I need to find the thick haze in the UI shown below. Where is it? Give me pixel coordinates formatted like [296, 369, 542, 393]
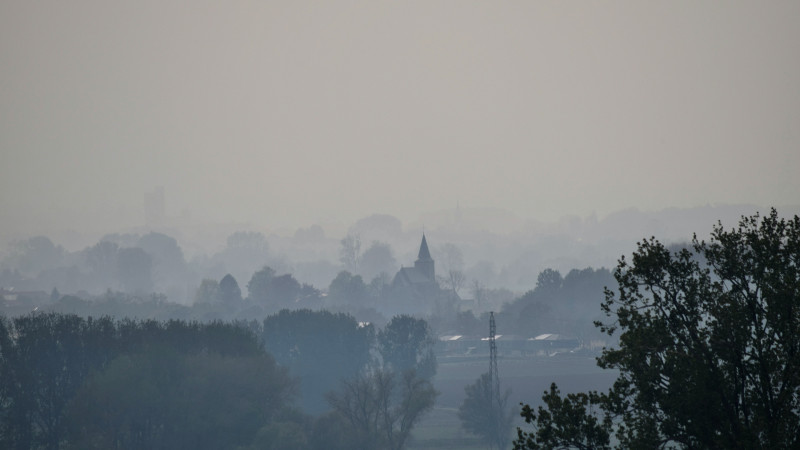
[2, 1, 799, 241]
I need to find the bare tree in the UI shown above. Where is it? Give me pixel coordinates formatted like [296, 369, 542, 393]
[327, 369, 437, 450]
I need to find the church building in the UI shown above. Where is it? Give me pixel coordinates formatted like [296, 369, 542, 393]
[392, 234, 439, 301]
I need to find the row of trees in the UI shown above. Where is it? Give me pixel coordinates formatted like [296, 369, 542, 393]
[0, 314, 289, 449]
[1, 233, 190, 298]
[498, 267, 615, 340]
[1, 228, 514, 316]
[515, 209, 800, 449]
[0, 310, 438, 449]
[0, 231, 282, 305]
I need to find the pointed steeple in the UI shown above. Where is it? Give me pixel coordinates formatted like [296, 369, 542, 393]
[418, 234, 432, 261]
[414, 234, 435, 281]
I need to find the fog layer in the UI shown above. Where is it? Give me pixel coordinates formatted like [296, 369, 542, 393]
[2, 1, 799, 240]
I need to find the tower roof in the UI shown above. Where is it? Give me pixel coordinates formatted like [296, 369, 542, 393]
[417, 234, 432, 261]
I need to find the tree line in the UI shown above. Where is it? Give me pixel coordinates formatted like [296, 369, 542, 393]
[0, 311, 438, 450]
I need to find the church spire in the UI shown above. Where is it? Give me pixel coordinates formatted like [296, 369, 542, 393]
[418, 234, 432, 261]
[415, 234, 435, 281]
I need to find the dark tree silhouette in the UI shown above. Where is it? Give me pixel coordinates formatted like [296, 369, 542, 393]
[515, 209, 800, 449]
[219, 273, 242, 304]
[377, 315, 436, 380]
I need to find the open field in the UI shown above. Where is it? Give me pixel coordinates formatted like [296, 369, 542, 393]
[408, 353, 618, 449]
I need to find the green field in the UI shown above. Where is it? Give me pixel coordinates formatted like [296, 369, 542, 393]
[407, 354, 618, 449]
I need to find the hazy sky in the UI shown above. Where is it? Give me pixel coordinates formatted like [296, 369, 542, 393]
[2, 1, 798, 237]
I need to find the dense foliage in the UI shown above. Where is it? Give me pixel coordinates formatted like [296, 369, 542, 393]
[261, 309, 375, 413]
[0, 309, 440, 449]
[515, 209, 800, 449]
[500, 267, 615, 339]
[378, 315, 437, 380]
[0, 314, 293, 450]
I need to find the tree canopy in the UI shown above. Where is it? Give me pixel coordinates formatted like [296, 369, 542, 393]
[261, 309, 375, 413]
[377, 315, 437, 380]
[0, 313, 293, 450]
[514, 209, 800, 449]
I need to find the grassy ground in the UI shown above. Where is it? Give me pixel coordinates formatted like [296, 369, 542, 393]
[407, 353, 618, 449]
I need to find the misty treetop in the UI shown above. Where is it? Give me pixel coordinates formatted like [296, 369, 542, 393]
[0, 230, 285, 307]
[4, 206, 794, 307]
[495, 266, 615, 341]
[377, 314, 437, 380]
[1, 219, 629, 328]
[2, 224, 627, 350]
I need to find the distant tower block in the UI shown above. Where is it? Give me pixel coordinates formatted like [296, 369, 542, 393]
[144, 186, 165, 226]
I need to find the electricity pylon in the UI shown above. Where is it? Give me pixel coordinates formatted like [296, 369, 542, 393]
[488, 311, 501, 449]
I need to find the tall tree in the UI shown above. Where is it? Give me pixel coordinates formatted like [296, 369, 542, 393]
[326, 369, 437, 450]
[6, 313, 96, 450]
[534, 268, 562, 298]
[327, 271, 369, 307]
[268, 274, 302, 306]
[218, 273, 242, 304]
[262, 310, 374, 413]
[377, 315, 436, 380]
[247, 266, 276, 303]
[247, 268, 304, 310]
[514, 209, 800, 449]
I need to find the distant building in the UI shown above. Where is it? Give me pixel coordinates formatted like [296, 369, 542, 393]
[392, 234, 437, 297]
[385, 234, 450, 316]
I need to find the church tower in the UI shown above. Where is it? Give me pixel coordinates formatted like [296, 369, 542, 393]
[414, 234, 435, 282]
